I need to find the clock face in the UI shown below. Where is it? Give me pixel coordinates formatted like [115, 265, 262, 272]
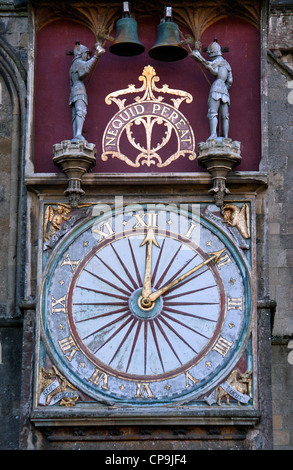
[41, 203, 252, 405]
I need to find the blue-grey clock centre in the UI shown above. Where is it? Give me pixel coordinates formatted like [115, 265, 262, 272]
[40, 203, 253, 407]
[129, 288, 164, 319]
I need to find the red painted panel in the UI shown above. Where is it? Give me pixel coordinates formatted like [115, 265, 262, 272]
[202, 18, 261, 171]
[34, 17, 261, 173]
[34, 21, 95, 172]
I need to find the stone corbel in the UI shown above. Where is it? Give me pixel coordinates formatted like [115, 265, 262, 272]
[53, 140, 96, 208]
[197, 138, 242, 207]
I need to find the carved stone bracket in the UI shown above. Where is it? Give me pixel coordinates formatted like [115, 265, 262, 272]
[53, 140, 96, 208]
[197, 138, 241, 207]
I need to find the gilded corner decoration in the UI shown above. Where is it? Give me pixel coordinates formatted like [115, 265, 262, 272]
[43, 202, 92, 250]
[39, 366, 80, 407]
[222, 203, 250, 240]
[101, 65, 196, 168]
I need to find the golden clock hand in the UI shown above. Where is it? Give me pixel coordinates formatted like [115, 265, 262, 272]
[148, 248, 226, 303]
[140, 227, 160, 308]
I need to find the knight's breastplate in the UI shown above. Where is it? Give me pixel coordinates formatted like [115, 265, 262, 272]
[70, 75, 87, 104]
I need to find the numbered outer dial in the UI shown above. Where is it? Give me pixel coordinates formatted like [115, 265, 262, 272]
[41, 205, 252, 405]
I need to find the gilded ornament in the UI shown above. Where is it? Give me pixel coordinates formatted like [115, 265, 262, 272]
[214, 369, 252, 406]
[43, 203, 73, 242]
[43, 202, 92, 248]
[222, 203, 251, 239]
[101, 65, 196, 168]
[39, 366, 79, 407]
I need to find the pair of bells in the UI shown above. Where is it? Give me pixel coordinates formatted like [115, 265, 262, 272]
[109, 5, 188, 62]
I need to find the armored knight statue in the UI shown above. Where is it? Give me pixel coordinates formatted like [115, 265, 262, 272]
[190, 39, 232, 140]
[69, 41, 105, 142]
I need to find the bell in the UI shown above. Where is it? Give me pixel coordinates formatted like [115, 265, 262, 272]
[149, 7, 188, 62]
[109, 2, 145, 56]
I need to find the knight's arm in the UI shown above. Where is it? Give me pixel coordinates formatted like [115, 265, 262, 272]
[190, 50, 217, 76]
[226, 67, 233, 89]
[79, 43, 105, 78]
[85, 50, 103, 73]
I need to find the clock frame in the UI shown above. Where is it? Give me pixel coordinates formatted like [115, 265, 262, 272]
[35, 200, 256, 415]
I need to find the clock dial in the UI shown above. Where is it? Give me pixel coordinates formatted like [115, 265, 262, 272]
[67, 229, 225, 381]
[41, 204, 252, 405]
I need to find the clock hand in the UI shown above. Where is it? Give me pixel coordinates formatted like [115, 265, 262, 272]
[140, 227, 160, 308]
[148, 248, 226, 303]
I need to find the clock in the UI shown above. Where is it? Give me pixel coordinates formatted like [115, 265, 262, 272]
[40, 202, 252, 406]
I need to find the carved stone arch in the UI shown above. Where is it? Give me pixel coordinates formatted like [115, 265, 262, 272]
[33, 3, 120, 41]
[170, 2, 261, 44]
[0, 35, 27, 317]
[32, 1, 261, 47]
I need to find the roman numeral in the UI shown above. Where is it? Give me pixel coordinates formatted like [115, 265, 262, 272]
[227, 297, 243, 311]
[51, 294, 67, 314]
[92, 222, 115, 241]
[58, 335, 78, 361]
[133, 212, 158, 229]
[216, 253, 232, 269]
[88, 368, 109, 390]
[61, 253, 80, 272]
[134, 382, 155, 398]
[184, 222, 197, 239]
[185, 370, 199, 388]
[213, 336, 233, 357]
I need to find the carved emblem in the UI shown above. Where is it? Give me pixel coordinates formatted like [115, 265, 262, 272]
[214, 369, 252, 406]
[204, 369, 252, 406]
[43, 203, 92, 251]
[222, 203, 250, 239]
[43, 203, 73, 242]
[38, 366, 79, 407]
[101, 65, 196, 168]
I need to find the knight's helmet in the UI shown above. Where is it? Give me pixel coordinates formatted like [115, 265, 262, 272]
[73, 41, 90, 58]
[207, 38, 222, 58]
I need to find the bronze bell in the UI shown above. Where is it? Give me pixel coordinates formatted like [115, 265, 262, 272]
[149, 7, 188, 62]
[109, 2, 145, 56]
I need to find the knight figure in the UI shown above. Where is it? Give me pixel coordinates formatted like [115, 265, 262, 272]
[69, 41, 105, 142]
[190, 39, 233, 140]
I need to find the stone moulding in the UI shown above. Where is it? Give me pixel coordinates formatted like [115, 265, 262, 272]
[30, 407, 261, 429]
[24, 172, 268, 193]
[53, 139, 96, 208]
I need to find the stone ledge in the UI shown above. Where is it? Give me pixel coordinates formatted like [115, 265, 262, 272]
[25, 171, 268, 188]
[31, 408, 261, 428]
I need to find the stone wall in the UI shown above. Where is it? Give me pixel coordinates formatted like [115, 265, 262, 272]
[0, 72, 13, 316]
[0, 1, 28, 450]
[268, 5, 293, 450]
[272, 344, 293, 449]
[0, 325, 22, 449]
